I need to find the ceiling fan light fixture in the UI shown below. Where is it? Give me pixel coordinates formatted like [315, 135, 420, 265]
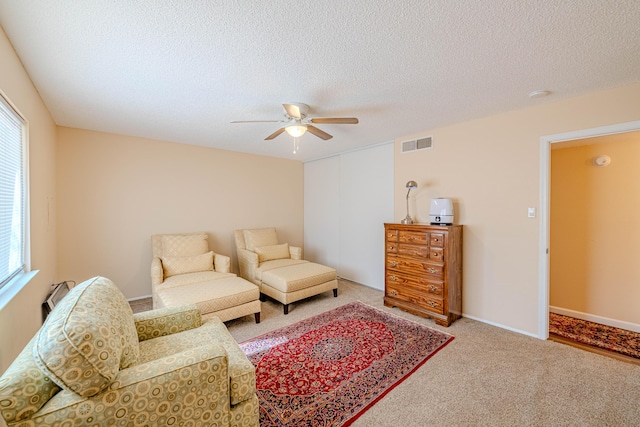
[285, 124, 307, 137]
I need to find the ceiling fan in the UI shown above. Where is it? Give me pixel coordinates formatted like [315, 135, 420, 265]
[231, 103, 359, 141]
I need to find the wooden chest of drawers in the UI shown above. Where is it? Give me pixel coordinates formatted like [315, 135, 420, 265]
[384, 223, 462, 327]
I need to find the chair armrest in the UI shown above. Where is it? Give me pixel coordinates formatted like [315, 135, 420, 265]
[214, 253, 231, 273]
[237, 248, 259, 281]
[151, 257, 164, 285]
[30, 345, 231, 425]
[134, 305, 202, 341]
[289, 246, 303, 260]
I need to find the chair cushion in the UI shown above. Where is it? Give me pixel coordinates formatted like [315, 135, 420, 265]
[138, 317, 256, 405]
[243, 228, 278, 251]
[159, 271, 237, 290]
[156, 277, 259, 316]
[261, 262, 337, 293]
[255, 259, 308, 282]
[33, 277, 140, 398]
[255, 243, 290, 262]
[162, 251, 214, 278]
[161, 233, 208, 257]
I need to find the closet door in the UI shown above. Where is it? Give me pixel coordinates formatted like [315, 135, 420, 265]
[304, 156, 340, 269]
[304, 143, 393, 290]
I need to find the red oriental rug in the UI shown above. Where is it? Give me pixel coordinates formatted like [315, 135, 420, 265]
[549, 313, 640, 359]
[239, 301, 453, 426]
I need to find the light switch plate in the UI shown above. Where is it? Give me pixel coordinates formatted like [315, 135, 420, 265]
[527, 207, 536, 218]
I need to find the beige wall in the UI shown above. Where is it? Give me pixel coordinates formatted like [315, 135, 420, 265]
[0, 21, 302, 375]
[2, 11, 640, 374]
[550, 133, 640, 325]
[56, 127, 303, 299]
[394, 83, 640, 335]
[0, 28, 58, 373]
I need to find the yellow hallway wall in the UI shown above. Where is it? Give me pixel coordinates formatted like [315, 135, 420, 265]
[550, 133, 640, 324]
[394, 83, 640, 336]
[56, 127, 303, 299]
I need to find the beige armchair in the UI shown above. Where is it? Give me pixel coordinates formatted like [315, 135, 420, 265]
[0, 276, 259, 427]
[151, 232, 261, 323]
[235, 228, 338, 314]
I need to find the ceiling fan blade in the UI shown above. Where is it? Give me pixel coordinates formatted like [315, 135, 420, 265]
[231, 120, 283, 123]
[306, 125, 333, 140]
[283, 103, 303, 119]
[265, 128, 286, 140]
[309, 117, 359, 124]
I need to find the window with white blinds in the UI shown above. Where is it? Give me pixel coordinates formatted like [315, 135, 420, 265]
[0, 93, 27, 290]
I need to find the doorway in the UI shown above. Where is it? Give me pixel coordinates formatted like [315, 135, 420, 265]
[539, 120, 640, 339]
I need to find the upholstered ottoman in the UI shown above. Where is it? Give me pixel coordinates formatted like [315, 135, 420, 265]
[260, 262, 338, 314]
[156, 276, 262, 323]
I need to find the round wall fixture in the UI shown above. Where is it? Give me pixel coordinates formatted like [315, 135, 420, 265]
[593, 155, 611, 167]
[528, 90, 550, 99]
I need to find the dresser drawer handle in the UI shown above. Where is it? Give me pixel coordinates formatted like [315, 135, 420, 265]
[428, 285, 438, 292]
[390, 275, 398, 281]
[427, 301, 440, 308]
[427, 267, 438, 274]
[390, 261, 398, 267]
[389, 290, 398, 296]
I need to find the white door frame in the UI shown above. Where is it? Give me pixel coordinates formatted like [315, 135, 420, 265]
[538, 120, 640, 339]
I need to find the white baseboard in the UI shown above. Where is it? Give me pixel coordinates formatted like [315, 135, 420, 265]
[550, 306, 640, 333]
[461, 313, 541, 339]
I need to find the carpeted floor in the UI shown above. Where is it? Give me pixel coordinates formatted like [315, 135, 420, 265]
[549, 313, 640, 360]
[128, 297, 152, 313]
[240, 301, 452, 426]
[130, 279, 640, 426]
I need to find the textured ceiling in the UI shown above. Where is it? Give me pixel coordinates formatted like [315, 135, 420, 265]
[1, 1, 639, 161]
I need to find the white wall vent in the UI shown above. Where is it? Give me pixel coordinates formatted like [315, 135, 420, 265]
[401, 136, 432, 153]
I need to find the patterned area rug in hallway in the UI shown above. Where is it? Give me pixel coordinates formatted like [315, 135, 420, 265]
[549, 313, 640, 359]
[239, 301, 453, 427]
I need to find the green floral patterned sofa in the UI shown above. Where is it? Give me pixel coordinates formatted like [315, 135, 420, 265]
[0, 276, 259, 427]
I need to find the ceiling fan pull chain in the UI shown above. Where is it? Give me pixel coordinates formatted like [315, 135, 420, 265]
[292, 137, 299, 154]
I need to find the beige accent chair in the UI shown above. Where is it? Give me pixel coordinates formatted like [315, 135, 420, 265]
[234, 227, 338, 314]
[0, 276, 259, 427]
[151, 232, 261, 323]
